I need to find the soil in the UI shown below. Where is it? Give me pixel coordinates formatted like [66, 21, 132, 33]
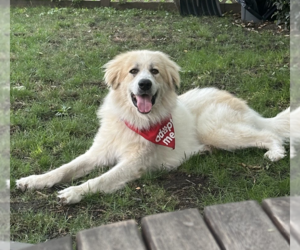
[161, 172, 209, 210]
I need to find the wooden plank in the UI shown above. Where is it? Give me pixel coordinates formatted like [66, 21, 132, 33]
[9, 0, 239, 13]
[141, 208, 220, 250]
[204, 200, 289, 250]
[22, 236, 72, 250]
[76, 220, 146, 250]
[262, 196, 290, 242]
[9, 0, 177, 11]
[10, 0, 103, 8]
[291, 196, 300, 246]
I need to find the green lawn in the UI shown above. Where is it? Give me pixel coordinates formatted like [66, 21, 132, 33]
[10, 7, 290, 244]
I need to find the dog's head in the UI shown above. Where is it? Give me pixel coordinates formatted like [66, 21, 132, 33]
[103, 50, 180, 116]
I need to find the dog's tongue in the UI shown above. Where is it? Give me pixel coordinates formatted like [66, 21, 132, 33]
[136, 95, 152, 113]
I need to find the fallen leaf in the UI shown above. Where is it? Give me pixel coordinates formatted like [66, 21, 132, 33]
[248, 165, 262, 170]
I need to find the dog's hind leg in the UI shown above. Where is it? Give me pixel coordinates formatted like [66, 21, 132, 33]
[16, 144, 111, 191]
[199, 124, 286, 162]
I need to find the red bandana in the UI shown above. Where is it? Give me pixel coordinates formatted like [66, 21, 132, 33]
[124, 116, 175, 149]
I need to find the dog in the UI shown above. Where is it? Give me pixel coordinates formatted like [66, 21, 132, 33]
[291, 107, 300, 158]
[16, 50, 290, 204]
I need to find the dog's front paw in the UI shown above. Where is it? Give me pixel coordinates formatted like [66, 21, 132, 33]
[264, 150, 286, 162]
[16, 175, 47, 191]
[58, 186, 83, 205]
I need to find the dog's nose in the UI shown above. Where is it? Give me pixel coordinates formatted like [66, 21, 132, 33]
[138, 79, 152, 91]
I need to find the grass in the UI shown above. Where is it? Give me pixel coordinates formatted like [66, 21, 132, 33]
[10, 7, 290, 244]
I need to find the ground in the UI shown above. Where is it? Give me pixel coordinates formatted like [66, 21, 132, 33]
[11, 171, 208, 225]
[232, 13, 289, 35]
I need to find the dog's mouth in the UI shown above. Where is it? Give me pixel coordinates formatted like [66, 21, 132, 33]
[131, 92, 158, 114]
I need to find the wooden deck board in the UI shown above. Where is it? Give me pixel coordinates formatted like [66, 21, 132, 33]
[204, 200, 289, 250]
[22, 236, 72, 250]
[10, 197, 299, 249]
[76, 219, 146, 250]
[141, 208, 220, 250]
[262, 196, 290, 242]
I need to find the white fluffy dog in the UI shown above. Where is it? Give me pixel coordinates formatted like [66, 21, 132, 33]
[291, 107, 300, 158]
[16, 50, 290, 204]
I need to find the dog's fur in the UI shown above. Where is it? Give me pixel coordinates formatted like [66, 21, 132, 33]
[16, 50, 290, 204]
[291, 107, 300, 158]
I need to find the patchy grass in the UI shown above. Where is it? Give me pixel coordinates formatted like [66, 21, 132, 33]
[10, 7, 289, 244]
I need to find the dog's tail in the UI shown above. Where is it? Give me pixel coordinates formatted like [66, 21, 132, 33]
[265, 107, 290, 141]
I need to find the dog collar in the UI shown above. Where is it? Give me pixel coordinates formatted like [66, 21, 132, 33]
[124, 116, 175, 149]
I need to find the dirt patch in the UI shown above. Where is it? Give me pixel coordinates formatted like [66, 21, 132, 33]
[164, 172, 208, 210]
[162, 172, 206, 191]
[150, 171, 209, 210]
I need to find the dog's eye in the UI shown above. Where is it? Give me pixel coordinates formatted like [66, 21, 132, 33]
[150, 69, 159, 75]
[129, 69, 139, 75]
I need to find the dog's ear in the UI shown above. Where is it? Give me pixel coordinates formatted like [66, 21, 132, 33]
[167, 61, 181, 89]
[158, 52, 181, 89]
[103, 55, 124, 90]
